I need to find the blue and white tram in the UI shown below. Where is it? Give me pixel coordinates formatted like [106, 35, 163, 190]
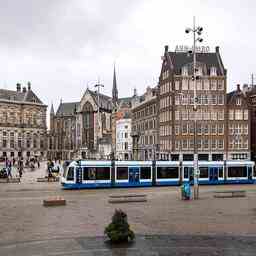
[182, 161, 224, 185]
[156, 161, 180, 186]
[61, 160, 112, 189]
[61, 159, 256, 189]
[115, 161, 152, 187]
[226, 160, 255, 184]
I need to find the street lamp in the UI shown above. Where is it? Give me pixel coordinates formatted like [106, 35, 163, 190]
[94, 82, 104, 158]
[185, 16, 204, 200]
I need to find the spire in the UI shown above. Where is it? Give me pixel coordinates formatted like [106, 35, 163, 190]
[112, 64, 118, 105]
[50, 102, 54, 115]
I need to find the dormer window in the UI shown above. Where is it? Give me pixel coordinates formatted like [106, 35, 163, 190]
[197, 66, 203, 76]
[182, 66, 188, 76]
[236, 97, 241, 106]
[210, 66, 217, 76]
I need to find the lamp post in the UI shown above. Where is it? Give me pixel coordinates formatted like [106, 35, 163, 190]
[185, 16, 204, 200]
[94, 83, 104, 158]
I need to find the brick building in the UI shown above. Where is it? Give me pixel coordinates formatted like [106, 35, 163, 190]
[0, 83, 47, 159]
[158, 45, 227, 161]
[226, 84, 250, 160]
[131, 86, 159, 160]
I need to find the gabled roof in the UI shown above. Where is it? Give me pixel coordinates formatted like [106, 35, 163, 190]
[87, 89, 112, 111]
[165, 47, 226, 76]
[0, 88, 44, 104]
[56, 102, 79, 116]
[227, 86, 248, 106]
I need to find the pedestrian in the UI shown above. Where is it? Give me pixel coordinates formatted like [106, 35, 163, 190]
[18, 159, 23, 178]
[6, 159, 12, 178]
[37, 160, 40, 169]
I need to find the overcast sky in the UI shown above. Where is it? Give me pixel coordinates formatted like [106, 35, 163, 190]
[0, 0, 255, 116]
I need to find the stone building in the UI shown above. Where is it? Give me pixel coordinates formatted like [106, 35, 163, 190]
[131, 86, 159, 160]
[116, 118, 133, 160]
[243, 83, 256, 161]
[48, 101, 77, 160]
[226, 84, 250, 160]
[158, 45, 227, 161]
[48, 88, 112, 160]
[0, 83, 47, 159]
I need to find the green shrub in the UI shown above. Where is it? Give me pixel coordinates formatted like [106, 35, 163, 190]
[105, 209, 135, 243]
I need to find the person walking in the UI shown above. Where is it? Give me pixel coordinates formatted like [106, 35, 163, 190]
[6, 159, 12, 179]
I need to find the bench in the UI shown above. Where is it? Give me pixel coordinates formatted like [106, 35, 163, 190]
[37, 177, 60, 182]
[214, 190, 246, 198]
[43, 197, 66, 206]
[108, 194, 147, 203]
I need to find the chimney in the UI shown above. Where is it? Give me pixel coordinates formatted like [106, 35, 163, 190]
[16, 83, 21, 92]
[164, 45, 169, 53]
[22, 87, 27, 93]
[215, 46, 220, 53]
[237, 84, 241, 91]
[27, 81, 31, 91]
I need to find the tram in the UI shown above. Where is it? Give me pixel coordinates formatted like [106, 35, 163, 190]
[61, 160, 256, 189]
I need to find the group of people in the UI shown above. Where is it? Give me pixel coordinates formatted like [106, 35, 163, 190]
[2, 157, 41, 178]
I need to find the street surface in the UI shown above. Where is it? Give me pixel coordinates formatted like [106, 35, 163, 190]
[0, 162, 256, 255]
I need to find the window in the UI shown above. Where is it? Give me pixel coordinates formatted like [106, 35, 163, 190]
[204, 79, 210, 90]
[218, 80, 224, 90]
[182, 79, 188, 90]
[182, 139, 188, 149]
[175, 110, 179, 120]
[218, 124, 224, 134]
[228, 166, 247, 178]
[182, 124, 188, 134]
[218, 139, 224, 149]
[182, 66, 188, 76]
[211, 124, 217, 134]
[67, 167, 74, 181]
[211, 111, 217, 120]
[175, 80, 180, 90]
[157, 166, 179, 179]
[196, 80, 202, 90]
[199, 167, 209, 178]
[210, 67, 217, 76]
[203, 139, 209, 149]
[211, 80, 217, 90]
[244, 124, 248, 135]
[175, 140, 180, 150]
[236, 98, 241, 105]
[244, 110, 248, 120]
[218, 110, 224, 120]
[140, 167, 151, 179]
[211, 95, 217, 105]
[235, 110, 243, 120]
[218, 95, 224, 105]
[117, 167, 128, 180]
[212, 139, 217, 150]
[229, 110, 234, 120]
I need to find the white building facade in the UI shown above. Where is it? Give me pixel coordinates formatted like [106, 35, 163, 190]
[116, 119, 132, 160]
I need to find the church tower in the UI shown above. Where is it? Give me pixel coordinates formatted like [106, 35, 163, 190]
[112, 65, 118, 107]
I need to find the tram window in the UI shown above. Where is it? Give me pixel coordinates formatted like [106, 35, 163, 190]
[96, 167, 110, 180]
[157, 166, 179, 179]
[199, 167, 208, 178]
[117, 167, 128, 180]
[83, 167, 96, 180]
[67, 167, 74, 181]
[140, 167, 151, 179]
[218, 167, 223, 178]
[184, 167, 189, 178]
[228, 166, 247, 177]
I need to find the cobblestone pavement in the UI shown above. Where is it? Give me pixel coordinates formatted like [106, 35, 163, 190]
[0, 162, 256, 255]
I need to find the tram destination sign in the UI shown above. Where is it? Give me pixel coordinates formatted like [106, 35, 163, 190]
[175, 45, 210, 53]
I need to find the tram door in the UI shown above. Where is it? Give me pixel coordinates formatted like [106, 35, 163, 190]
[76, 167, 82, 184]
[129, 167, 140, 185]
[209, 167, 218, 182]
[248, 166, 253, 180]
